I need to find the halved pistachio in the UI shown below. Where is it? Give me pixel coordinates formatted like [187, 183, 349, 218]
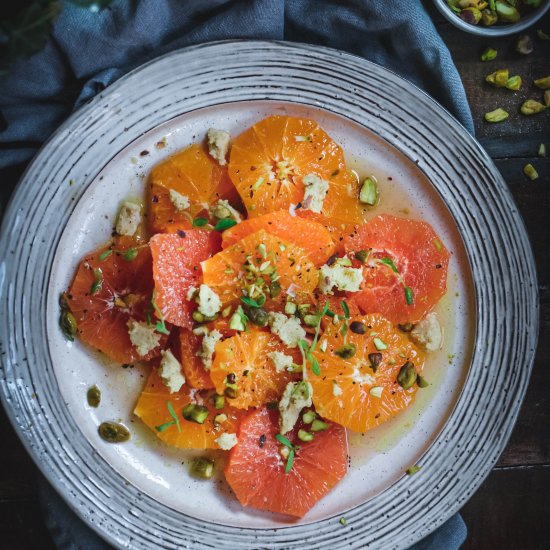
[397, 362, 417, 390]
[212, 393, 225, 410]
[520, 99, 546, 115]
[481, 9, 498, 26]
[87, 385, 101, 408]
[417, 375, 430, 388]
[485, 108, 509, 122]
[505, 75, 522, 91]
[523, 163, 539, 181]
[516, 35, 533, 55]
[495, 0, 520, 23]
[481, 47, 497, 61]
[60, 309, 77, 341]
[368, 352, 382, 372]
[359, 177, 378, 206]
[459, 7, 482, 24]
[486, 69, 509, 87]
[302, 410, 316, 424]
[98, 422, 131, 443]
[534, 76, 550, 90]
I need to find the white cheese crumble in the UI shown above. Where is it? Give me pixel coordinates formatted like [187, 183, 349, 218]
[197, 284, 221, 317]
[127, 319, 161, 356]
[268, 312, 306, 348]
[411, 312, 443, 351]
[279, 381, 313, 434]
[211, 199, 242, 222]
[207, 128, 230, 166]
[215, 432, 238, 450]
[196, 329, 222, 370]
[168, 189, 190, 211]
[115, 202, 141, 237]
[332, 380, 343, 397]
[268, 351, 294, 373]
[187, 285, 198, 301]
[302, 173, 329, 214]
[159, 350, 185, 393]
[318, 263, 363, 294]
[352, 367, 375, 386]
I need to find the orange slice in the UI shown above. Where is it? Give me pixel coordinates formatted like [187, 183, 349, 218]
[178, 328, 214, 390]
[310, 313, 426, 433]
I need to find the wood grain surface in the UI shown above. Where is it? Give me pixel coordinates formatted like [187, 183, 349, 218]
[0, 4, 548, 548]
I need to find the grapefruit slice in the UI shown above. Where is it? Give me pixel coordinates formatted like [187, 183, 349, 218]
[209, 330, 299, 409]
[147, 144, 239, 233]
[344, 214, 450, 324]
[178, 328, 214, 390]
[149, 230, 221, 328]
[134, 366, 243, 449]
[201, 229, 319, 308]
[225, 407, 348, 518]
[221, 209, 335, 266]
[66, 244, 167, 364]
[310, 313, 426, 433]
[228, 115, 366, 223]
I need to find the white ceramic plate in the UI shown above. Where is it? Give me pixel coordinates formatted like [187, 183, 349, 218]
[0, 41, 538, 549]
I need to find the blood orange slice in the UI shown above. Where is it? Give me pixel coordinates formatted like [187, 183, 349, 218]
[344, 214, 450, 324]
[149, 230, 221, 328]
[66, 244, 167, 364]
[178, 328, 214, 390]
[134, 366, 243, 449]
[225, 407, 348, 518]
[311, 313, 426, 433]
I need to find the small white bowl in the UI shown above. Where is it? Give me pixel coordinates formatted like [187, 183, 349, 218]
[432, 0, 550, 36]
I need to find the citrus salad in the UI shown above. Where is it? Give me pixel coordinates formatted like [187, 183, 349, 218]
[61, 115, 450, 519]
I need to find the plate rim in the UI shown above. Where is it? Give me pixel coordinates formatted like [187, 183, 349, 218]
[0, 39, 539, 549]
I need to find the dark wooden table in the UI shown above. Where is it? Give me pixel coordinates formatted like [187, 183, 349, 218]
[0, 5, 549, 549]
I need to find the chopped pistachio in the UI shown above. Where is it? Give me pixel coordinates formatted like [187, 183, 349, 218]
[359, 176, 378, 205]
[505, 75, 522, 91]
[182, 403, 209, 424]
[417, 375, 430, 388]
[349, 321, 366, 334]
[87, 385, 101, 408]
[339, 517, 347, 526]
[520, 99, 546, 115]
[297, 429, 314, 442]
[98, 422, 131, 443]
[406, 465, 421, 476]
[224, 386, 238, 399]
[538, 144, 546, 158]
[212, 393, 225, 410]
[495, 0, 520, 23]
[545, 90, 550, 108]
[213, 413, 227, 426]
[302, 410, 317, 424]
[459, 7, 482, 24]
[523, 163, 539, 181]
[481, 9, 498, 26]
[373, 337, 388, 351]
[354, 249, 368, 263]
[190, 457, 215, 479]
[60, 309, 77, 341]
[484, 108, 509, 122]
[368, 352, 382, 372]
[515, 34, 533, 55]
[534, 76, 550, 90]
[311, 419, 329, 432]
[397, 362, 417, 390]
[486, 69, 509, 87]
[369, 386, 383, 398]
[284, 302, 297, 315]
[334, 343, 356, 359]
[537, 29, 550, 41]
[247, 307, 269, 327]
[480, 47, 497, 62]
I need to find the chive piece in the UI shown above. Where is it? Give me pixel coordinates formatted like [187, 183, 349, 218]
[98, 249, 113, 261]
[302, 410, 316, 424]
[182, 403, 209, 424]
[275, 433, 294, 449]
[340, 517, 347, 526]
[123, 248, 138, 261]
[341, 300, 350, 319]
[373, 337, 388, 351]
[192, 217, 208, 227]
[404, 286, 414, 305]
[378, 257, 399, 273]
[359, 176, 378, 205]
[212, 394, 225, 410]
[215, 218, 237, 231]
[155, 420, 176, 432]
[90, 268, 103, 295]
[241, 296, 260, 308]
[406, 465, 421, 476]
[155, 320, 170, 335]
[311, 356, 321, 376]
[311, 419, 329, 432]
[167, 401, 181, 433]
[297, 429, 314, 442]
[190, 457, 215, 480]
[151, 290, 169, 334]
[285, 448, 295, 474]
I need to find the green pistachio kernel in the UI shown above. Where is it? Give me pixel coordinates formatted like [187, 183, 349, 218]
[534, 76, 550, 90]
[515, 34, 533, 55]
[302, 410, 317, 424]
[247, 307, 269, 327]
[523, 163, 539, 181]
[484, 108, 509, 122]
[212, 393, 225, 410]
[310, 419, 329, 432]
[359, 176, 378, 206]
[417, 375, 430, 388]
[495, 0, 520, 23]
[190, 457, 215, 479]
[538, 144, 546, 158]
[397, 361, 417, 390]
[334, 343, 356, 359]
[505, 75, 522, 91]
[520, 99, 546, 115]
[480, 47, 497, 62]
[354, 249, 369, 263]
[297, 429, 314, 442]
[87, 385, 101, 408]
[60, 309, 77, 341]
[486, 69, 509, 87]
[182, 403, 209, 424]
[98, 422, 131, 443]
[481, 9, 498, 26]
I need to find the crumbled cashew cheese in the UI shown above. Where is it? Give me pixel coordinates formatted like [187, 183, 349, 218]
[332, 380, 343, 397]
[268, 351, 294, 373]
[302, 173, 329, 214]
[411, 312, 443, 351]
[207, 128, 230, 166]
[187, 285, 198, 301]
[268, 312, 306, 348]
[215, 432, 238, 450]
[197, 284, 221, 317]
[318, 263, 363, 294]
[197, 329, 222, 370]
[127, 319, 161, 356]
[159, 350, 185, 393]
[168, 189, 190, 211]
[116, 202, 141, 237]
[352, 367, 375, 386]
[278, 381, 313, 434]
[211, 199, 242, 222]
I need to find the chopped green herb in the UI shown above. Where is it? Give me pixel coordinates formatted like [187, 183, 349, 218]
[123, 247, 138, 261]
[285, 448, 295, 473]
[151, 290, 170, 335]
[98, 249, 113, 261]
[192, 217, 208, 227]
[275, 433, 294, 449]
[378, 257, 399, 273]
[241, 296, 260, 308]
[311, 356, 320, 376]
[155, 420, 176, 432]
[404, 286, 414, 305]
[215, 218, 237, 231]
[341, 300, 350, 319]
[167, 401, 181, 433]
[90, 268, 103, 295]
